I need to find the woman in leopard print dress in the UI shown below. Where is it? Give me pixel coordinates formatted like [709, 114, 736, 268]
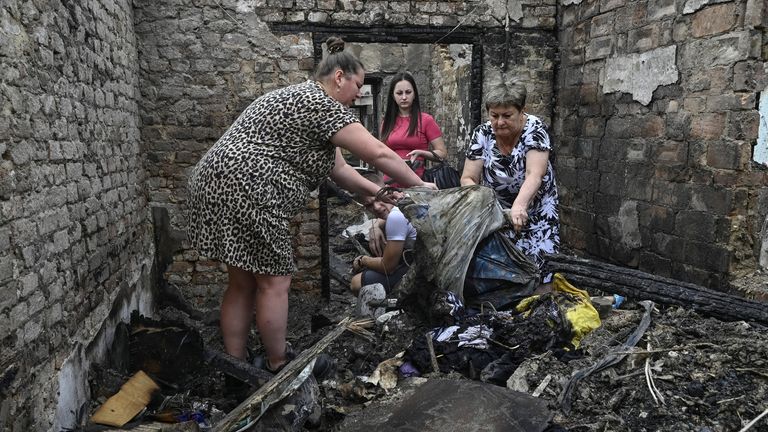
[187, 37, 436, 371]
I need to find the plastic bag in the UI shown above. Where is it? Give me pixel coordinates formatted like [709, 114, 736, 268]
[395, 186, 539, 306]
[516, 273, 601, 349]
[463, 230, 540, 309]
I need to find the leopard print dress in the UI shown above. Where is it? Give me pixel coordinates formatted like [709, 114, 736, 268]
[187, 80, 358, 275]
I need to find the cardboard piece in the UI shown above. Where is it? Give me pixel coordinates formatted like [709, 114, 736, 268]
[90, 370, 160, 427]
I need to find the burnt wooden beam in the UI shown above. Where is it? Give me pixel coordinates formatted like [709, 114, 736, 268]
[547, 254, 768, 325]
[274, 24, 500, 44]
[204, 349, 273, 387]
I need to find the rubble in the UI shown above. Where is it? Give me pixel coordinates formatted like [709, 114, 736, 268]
[81, 197, 768, 431]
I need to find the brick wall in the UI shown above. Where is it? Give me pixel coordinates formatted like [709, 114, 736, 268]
[249, 0, 556, 29]
[0, 0, 155, 429]
[6, 0, 766, 426]
[138, 0, 558, 306]
[555, 0, 767, 289]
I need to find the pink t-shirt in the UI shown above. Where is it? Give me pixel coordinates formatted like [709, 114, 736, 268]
[383, 112, 442, 184]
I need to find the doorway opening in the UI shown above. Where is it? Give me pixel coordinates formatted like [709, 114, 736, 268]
[273, 25, 486, 297]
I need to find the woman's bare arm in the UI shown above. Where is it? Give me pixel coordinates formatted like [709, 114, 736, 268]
[361, 239, 405, 274]
[508, 149, 549, 232]
[460, 158, 483, 186]
[329, 148, 380, 197]
[406, 137, 447, 162]
[332, 123, 435, 188]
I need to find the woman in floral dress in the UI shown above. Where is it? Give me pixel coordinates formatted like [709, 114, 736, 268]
[460, 81, 560, 283]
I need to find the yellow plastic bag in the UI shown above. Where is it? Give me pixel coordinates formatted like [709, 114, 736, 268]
[516, 273, 601, 349]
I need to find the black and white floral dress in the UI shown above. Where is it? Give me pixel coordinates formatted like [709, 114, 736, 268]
[465, 114, 560, 277]
[187, 81, 358, 275]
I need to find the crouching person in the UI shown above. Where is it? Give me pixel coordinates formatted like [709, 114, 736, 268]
[350, 186, 416, 295]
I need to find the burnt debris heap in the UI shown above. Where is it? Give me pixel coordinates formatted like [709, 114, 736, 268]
[1, 0, 767, 429]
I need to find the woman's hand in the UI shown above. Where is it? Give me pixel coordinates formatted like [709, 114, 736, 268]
[504, 149, 548, 232]
[376, 187, 404, 204]
[421, 181, 438, 190]
[405, 150, 428, 163]
[368, 224, 386, 257]
[331, 123, 424, 188]
[504, 203, 529, 233]
[352, 255, 366, 273]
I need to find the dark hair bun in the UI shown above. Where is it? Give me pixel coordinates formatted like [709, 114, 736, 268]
[326, 36, 345, 54]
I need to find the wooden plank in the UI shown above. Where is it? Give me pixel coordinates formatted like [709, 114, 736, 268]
[347, 233, 370, 256]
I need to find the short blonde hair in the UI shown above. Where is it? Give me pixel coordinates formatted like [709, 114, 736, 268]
[484, 81, 527, 111]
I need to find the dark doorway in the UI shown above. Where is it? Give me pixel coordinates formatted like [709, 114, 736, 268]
[272, 25, 486, 298]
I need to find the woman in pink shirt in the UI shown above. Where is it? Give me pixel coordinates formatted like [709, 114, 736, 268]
[380, 72, 447, 187]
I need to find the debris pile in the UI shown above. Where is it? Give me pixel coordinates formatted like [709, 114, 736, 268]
[81, 195, 768, 431]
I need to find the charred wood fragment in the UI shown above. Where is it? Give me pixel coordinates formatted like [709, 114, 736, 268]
[330, 253, 351, 285]
[128, 313, 206, 387]
[547, 254, 768, 325]
[159, 281, 204, 320]
[203, 349, 273, 388]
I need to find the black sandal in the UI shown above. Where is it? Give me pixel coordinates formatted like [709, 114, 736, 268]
[257, 343, 335, 379]
[265, 358, 288, 374]
[257, 342, 295, 373]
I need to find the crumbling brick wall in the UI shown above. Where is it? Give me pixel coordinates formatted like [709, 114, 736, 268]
[7, 0, 766, 427]
[1, 0, 554, 423]
[554, 0, 767, 289]
[0, 0, 155, 429]
[138, 0, 558, 306]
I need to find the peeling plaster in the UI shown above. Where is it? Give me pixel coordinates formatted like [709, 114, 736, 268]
[601, 45, 678, 106]
[761, 215, 768, 269]
[610, 201, 642, 249]
[486, 0, 506, 20]
[508, 0, 523, 22]
[53, 261, 155, 431]
[754, 89, 768, 165]
[449, 44, 472, 68]
[683, 0, 732, 14]
[235, 0, 255, 13]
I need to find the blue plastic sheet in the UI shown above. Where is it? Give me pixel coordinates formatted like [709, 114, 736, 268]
[464, 230, 539, 306]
